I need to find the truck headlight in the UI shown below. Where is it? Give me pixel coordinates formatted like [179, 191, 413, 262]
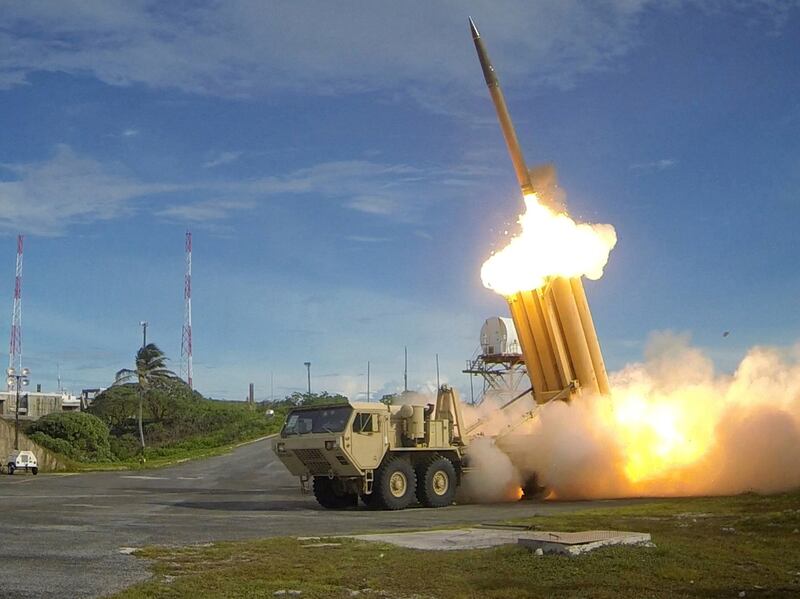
[325, 440, 338, 450]
[276, 443, 286, 453]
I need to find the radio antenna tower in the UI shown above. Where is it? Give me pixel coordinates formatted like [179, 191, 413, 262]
[180, 231, 193, 389]
[8, 235, 23, 389]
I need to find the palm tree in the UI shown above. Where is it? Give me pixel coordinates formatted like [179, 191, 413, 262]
[114, 343, 178, 457]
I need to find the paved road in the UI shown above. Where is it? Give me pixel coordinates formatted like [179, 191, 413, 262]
[0, 438, 635, 598]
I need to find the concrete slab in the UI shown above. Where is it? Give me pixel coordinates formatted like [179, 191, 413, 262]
[348, 528, 530, 550]
[347, 527, 652, 555]
[517, 530, 652, 556]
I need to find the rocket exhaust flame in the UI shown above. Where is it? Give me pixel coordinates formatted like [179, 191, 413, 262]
[481, 193, 617, 296]
[463, 335, 800, 500]
[505, 335, 800, 499]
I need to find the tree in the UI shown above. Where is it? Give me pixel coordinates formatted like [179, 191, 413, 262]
[113, 343, 178, 456]
[145, 378, 194, 424]
[89, 384, 139, 431]
[285, 391, 349, 406]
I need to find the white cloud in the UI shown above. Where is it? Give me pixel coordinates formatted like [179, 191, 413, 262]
[156, 199, 255, 223]
[345, 196, 399, 216]
[630, 158, 678, 171]
[344, 235, 390, 243]
[122, 128, 139, 137]
[0, 147, 483, 235]
[3, 2, 792, 103]
[0, 145, 180, 235]
[203, 151, 242, 168]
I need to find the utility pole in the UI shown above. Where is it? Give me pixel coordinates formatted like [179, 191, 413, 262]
[8, 235, 23, 391]
[469, 372, 475, 405]
[140, 321, 148, 349]
[404, 346, 408, 392]
[181, 230, 193, 389]
[304, 362, 311, 396]
[435, 353, 440, 390]
[366, 361, 370, 402]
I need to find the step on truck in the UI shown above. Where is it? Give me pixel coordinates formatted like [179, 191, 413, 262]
[272, 386, 469, 510]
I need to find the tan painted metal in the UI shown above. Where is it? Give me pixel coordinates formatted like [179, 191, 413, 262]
[507, 278, 607, 400]
[550, 277, 600, 396]
[571, 277, 611, 395]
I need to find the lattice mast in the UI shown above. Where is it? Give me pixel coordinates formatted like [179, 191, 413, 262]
[8, 235, 23, 389]
[180, 231, 193, 389]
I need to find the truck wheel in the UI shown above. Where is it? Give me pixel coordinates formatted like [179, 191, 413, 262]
[31, 467, 38, 475]
[374, 456, 416, 510]
[416, 456, 457, 508]
[312, 477, 357, 509]
[7, 463, 15, 475]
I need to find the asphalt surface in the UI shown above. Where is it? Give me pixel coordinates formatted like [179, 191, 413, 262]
[0, 438, 635, 598]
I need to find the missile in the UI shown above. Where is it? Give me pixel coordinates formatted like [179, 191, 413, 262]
[469, 17, 535, 197]
[469, 17, 611, 398]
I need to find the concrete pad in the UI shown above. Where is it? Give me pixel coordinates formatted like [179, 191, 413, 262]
[347, 527, 652, 554]
[348, 528, 532, 550]
[517, 530, 652, 556]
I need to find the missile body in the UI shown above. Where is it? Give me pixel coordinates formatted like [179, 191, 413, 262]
[469, 17, 534, 197]
[469, 17, 610, 399]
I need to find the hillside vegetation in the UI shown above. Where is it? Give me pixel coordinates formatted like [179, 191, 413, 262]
[26, 378, 288, 468]
[25, 378, 351, 469]
[25, 341, 349, 469]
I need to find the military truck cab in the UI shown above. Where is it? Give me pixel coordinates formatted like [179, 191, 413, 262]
[272, 387, 468, 510]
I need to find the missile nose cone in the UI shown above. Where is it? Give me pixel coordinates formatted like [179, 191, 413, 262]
[469, 17, 498, 88]
[469, 16, 480, 39]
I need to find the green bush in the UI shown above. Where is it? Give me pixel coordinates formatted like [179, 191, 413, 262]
[110, 433, 140, 460]
[28, 412, 113, 461]
[62, 375, 298, 465]
[89, 384, 139, 432]
[29, 431, 79, 459]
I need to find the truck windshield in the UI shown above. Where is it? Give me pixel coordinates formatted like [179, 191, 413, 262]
[282, 405, 352, 436]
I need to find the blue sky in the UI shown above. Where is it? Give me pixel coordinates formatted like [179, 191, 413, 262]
[0, 1, 798, 401]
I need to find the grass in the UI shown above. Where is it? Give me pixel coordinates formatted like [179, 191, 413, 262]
[112, 489, 800, 598]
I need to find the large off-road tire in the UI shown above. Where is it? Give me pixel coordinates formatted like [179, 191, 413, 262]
[416, 455, 457, 508]
[7, 463, 14, 475]
[373, 456, 416, 510]
[31, 467, 38, 475]
[312, 476, 357, 509]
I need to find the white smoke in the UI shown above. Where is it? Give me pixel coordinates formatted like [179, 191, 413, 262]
[462, 332, 800, 501]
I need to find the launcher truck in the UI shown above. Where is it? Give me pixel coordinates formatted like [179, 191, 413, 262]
[273, 386, 470, 510]
[271, 383, 562, 510]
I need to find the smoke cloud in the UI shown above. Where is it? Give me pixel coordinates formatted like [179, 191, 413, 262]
[463, 332, 800, 501]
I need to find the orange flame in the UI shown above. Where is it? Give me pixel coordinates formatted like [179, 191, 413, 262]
[600, 386, 720, 485]
[481, 193, 617, 296]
